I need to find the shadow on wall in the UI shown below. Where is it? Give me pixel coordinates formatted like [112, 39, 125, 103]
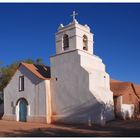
[0, 92, 4, 119]
[104, 102, 115, 121]
[52, 96, 114, 126]
[51, 62, 115, 126]
[0, 102, 4, 119]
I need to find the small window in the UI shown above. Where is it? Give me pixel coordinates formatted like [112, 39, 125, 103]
[83, 35, 88, 51]
[63, 34, 69, 50]
[19, 76, 24, 91]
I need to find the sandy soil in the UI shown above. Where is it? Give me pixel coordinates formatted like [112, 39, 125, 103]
[0, 119, 140, 137]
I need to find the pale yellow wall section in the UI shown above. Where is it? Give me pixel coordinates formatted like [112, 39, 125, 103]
[45, 80, 52, 124]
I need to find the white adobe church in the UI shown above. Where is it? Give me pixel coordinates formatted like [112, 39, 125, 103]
[3, 11, 115, 125]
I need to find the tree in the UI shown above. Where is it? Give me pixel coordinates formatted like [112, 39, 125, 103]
[36, 58, 43, 65]
[0, 62, 18, 91]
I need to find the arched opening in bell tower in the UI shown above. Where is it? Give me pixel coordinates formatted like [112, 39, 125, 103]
[63, 34, 69, 50]
[83, 35, 88, 51]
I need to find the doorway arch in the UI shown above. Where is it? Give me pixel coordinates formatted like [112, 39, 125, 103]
[16, 98, 28, 122]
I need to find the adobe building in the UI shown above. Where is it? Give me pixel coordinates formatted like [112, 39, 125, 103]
[3, 63, 51, 123]
[111, 79, 140, 119]
[3, 12, 115, 125]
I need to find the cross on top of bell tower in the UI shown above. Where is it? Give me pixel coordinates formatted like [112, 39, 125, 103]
[71, 11, 78, 21]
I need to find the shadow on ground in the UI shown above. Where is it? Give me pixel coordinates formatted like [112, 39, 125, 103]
[1, 119, 140, 137]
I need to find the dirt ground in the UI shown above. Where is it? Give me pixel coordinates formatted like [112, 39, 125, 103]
[0, 119, 140, 137]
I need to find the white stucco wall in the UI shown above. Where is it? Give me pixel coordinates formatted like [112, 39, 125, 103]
[50, 50, 114, 125]
[121, 104, 134, 119]
[3, 65, 50, 123]
[115, 96, 134, 119]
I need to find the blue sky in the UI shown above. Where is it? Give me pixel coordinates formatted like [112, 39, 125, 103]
[0, 3, 140, 84]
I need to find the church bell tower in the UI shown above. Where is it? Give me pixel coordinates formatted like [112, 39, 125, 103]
[50, 11, 114, 125]
[56, 11, 94, 55]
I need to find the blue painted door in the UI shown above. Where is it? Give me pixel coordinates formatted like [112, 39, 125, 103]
[19, 100, 27, 122]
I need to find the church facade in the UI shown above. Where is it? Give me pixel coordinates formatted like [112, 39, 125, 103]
[3, 12, 115, 125]
[3, 63, 51, 123]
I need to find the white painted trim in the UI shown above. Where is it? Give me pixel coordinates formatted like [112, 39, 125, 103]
[27, 105, 30, 116]
[16, 102, 20, 121]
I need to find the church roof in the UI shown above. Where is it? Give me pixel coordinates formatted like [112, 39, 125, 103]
[110, 80, 132, 96]
[20, 62, 50, 80]
[110, 79, 140, 100]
